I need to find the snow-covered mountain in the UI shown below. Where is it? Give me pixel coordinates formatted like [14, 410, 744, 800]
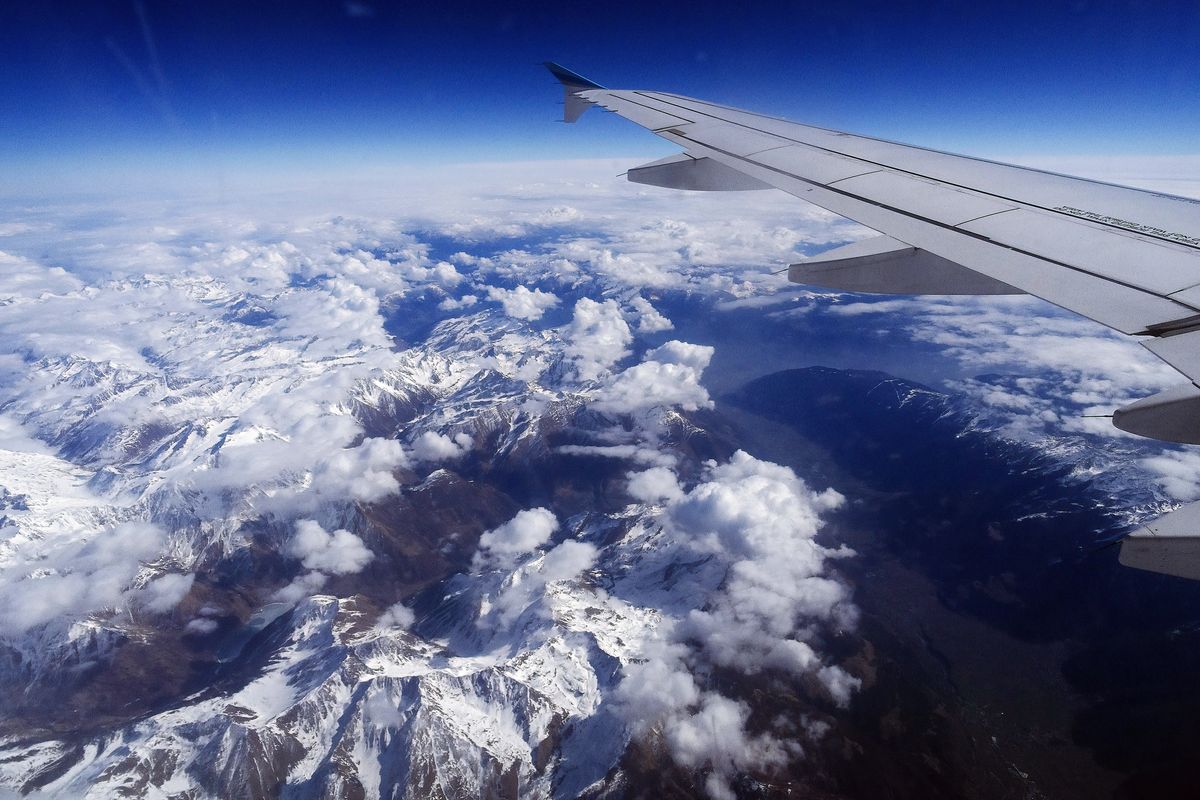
[1, 166, 1194, 798]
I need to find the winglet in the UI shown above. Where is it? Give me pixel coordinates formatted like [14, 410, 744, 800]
[544, 62, 604, 91]
[544, 62, 603, 123]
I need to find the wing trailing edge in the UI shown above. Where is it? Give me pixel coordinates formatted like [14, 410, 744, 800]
[1120, 502, 1200, 580]
[788, 235, 1022, 295]
[627, 153, 771, 191]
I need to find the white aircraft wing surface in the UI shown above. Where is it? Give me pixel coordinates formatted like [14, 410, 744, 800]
[546, 62, 1200, 568]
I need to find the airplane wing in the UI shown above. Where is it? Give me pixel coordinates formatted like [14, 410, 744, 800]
[546, 62, 1200, 568]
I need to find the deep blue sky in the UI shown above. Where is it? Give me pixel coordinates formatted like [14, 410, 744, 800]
[4, 0, 1199, 187]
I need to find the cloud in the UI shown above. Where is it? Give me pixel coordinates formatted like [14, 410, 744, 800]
[646, 340, 714, 370]
[1140, 450, 1200, 502]
[307, 437, 411, 505]
[626, 466, 684, 504]
[185, 618, 219, 635]
[139, 573, 195, 614]
[629, 296, 674, 333]
[565, 298, 632, 381]
[592, 340, 715, 415]
[271, 571, 329, 605]
[378, 601, 415, 629]
[530, 205, 582, 225]
[438, 294, 478, 311]
[615, 452, 859, 794]
[0, 521, 165, 635]
[485, 285, 560, 321]
[474, 508, 559, 569]
[540, 539, 597, 581]
[555, 444, 676, 466]
[410, 431, 473, 463]
[665, 694, 788, 800]
[286, 519, 374, 576]
[491, 539, 598, 627]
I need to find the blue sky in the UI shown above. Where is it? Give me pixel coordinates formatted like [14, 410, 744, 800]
[4, 0, 1200, 188]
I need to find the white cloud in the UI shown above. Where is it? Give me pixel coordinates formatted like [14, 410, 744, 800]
[626, 466, 684, 504]
[555, 444, 676, 466]
[378, 601, 416, 629]
[438, 293, 478, 310]
[185, 617, 219, 635]
[491, 539, 598, 627]
[540, 539, 597, 581]
[666, 693, 787, 800]
[410, 431, 473, 463]
[271, 571, 329, 605]
[531, 205, 582, 225]
[565, 298, 633, 381]
[140, 573, 195, 614]
[0, 521, 165, 635]
[474, 508, 559, 569]
[485, 285, 560, 320]
[286, 519, 374, 576]
[592, 340, 715, 415]
[1141, 450, 1200, 502]
[615, 453, 859, 794]
[629, 295, 673, 333]
[307, 437, 411, 506]
[647, 340, 713, 370]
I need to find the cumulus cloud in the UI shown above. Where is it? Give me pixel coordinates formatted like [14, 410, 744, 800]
[410, 431, 473, 463]
[565, 298, 633, 381]
[470, 508, 596, 630]
[485, 285, 560, 320]
[378, 601, 416, 629]
[286, 519, 374, 576]
[629, 295, 674, 333]
[626, 466, 684, 504]
[666, 694, 788, 800]
[615, 452, 859, 795]
[438, 293, 478, 311]
[647, 340, 714, 370]
[204, 430, 410, 515]
[474, 508, 559, 569]
[592, 340, 714, 415]
[308, 437, 410, 505]
[491, 539, 598, 627]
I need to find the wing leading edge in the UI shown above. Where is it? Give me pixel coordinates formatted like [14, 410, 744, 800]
[546, 62, 1200, 572]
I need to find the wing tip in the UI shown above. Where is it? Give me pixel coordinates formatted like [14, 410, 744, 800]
[543, 62, 604, 91]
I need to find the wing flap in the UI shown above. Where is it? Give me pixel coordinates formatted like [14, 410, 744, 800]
[789, 235, 1022, 295]
[1145, 330, 1200, 383]
[1120, 501, 1200, 581]
[627, 154, 771, 191]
